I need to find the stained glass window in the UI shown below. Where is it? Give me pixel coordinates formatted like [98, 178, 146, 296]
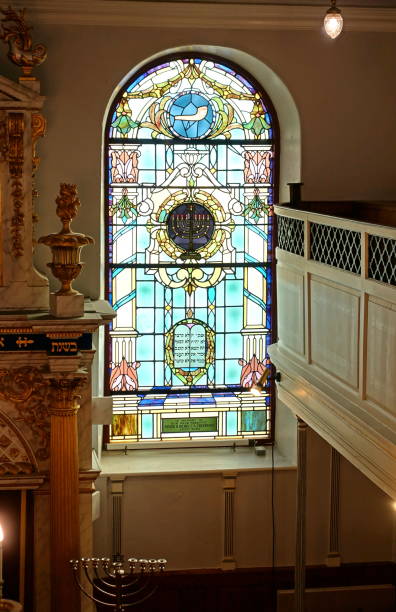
[105, 55, 277, 445]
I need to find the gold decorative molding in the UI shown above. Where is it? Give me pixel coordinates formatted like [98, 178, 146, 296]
[0, 327, 33, 333]
[0, 366, 50, 461]
[46, 331, 82, 339]
[48, 373, 88, 417]
[31, 112, 46, 229]
[0, 6, 47, 77]
[39, 183, 94, 295]
[8, 111, 24, 257]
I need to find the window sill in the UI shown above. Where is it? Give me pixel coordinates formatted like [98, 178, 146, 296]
[98, 445, 296, 477]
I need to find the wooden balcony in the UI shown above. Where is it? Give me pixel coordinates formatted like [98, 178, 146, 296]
[269, 200, 396, 498]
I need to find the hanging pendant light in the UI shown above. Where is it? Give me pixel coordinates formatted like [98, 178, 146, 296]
[324, 0, 343, 39]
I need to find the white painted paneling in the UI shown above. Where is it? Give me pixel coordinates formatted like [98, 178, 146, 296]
[277, 265, 305, 356]
[366, 298, 396, 414]
[310, 277, 360, 389]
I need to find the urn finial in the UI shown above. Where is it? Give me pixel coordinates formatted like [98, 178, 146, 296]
[39, 184, 94, 299]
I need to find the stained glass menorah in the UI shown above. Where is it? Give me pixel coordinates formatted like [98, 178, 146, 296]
[169, 201, 214, 260]
[70, 557, 167, 611]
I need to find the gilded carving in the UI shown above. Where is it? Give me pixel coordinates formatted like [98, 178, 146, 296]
[0, 6, 47, 76]
[48, 374, 88, 417]
[0, 411, 37, 476]
[39, 184, 94, 295]
[0, 117, 7, 162]
[8, 112, 24, 257]
[31, 113, 46, 223]
[0, 367, 50, 461]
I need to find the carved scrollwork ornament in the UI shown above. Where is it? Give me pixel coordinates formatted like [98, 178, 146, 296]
[8, 112, 24, 257]
[0, 367, 50, 460]
[48, 374, 88, 417]
[0, 6, 47, 76]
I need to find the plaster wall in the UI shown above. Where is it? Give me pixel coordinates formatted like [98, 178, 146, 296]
[93, 429, 395, 569]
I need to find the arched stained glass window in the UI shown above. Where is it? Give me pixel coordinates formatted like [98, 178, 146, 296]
[105, 55, 278, 445]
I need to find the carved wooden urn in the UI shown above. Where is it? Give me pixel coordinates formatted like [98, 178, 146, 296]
[39, 183, 94, 295]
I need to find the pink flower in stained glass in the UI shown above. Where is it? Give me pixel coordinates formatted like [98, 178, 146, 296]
[110, 357, 141, 391]
[238, 354, 267, 388]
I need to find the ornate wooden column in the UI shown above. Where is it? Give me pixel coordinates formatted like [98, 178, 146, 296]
[48, 368, 88, 612]
[295, 417, 307, 612]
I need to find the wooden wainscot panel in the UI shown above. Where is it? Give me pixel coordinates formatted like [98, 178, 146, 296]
[277, 264, 305, 356]
[310, 276, 360, 389]
[366, 296, 396, 414]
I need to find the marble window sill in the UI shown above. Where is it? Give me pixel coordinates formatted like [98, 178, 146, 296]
[98, 445, 296, 477]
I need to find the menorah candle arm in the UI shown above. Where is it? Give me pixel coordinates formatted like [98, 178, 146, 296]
[119, 573, 144, 589]
[82, 566, 118, 600]
[121, 575, 152, 598]
[93, 565, 117, 589]
[121, 585, 159, 608]
[72, 568, 115, 608]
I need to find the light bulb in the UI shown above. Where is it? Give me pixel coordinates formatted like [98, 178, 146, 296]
[324, 2, 343, 39]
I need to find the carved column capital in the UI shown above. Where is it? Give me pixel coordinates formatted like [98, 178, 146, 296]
[47, 372, 88, 417]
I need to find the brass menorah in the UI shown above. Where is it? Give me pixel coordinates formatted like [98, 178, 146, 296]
[70, 557, 167, 611]
[171, 202, 212, 260]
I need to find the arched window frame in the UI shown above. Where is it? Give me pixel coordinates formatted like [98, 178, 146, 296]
[104, 52, 280, 447]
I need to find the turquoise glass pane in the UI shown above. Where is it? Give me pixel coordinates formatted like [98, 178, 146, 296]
[155, 334, 164, 360]
[216, 334, 224, 359]
[140, 146, 155, 167]
[136, 308, 154, 333]
[136, 335, 154, 360]
[226, 333, 242, 356]
[225, 307, 243, 332]
[155, 309, 164, 333]
[195, 308, 208, 322]
[216, 308, 224, 332]
[227, 411, 237, 436]
[195, 288, 208, 307]
[242, 410, 267, 432]
[225, 360, 240, 384]
[173, 289, 185, 308]
[154, 360, 164, 386]
[141, 414, 153, 439]
[216, 282, 224, 305]
[138, 362, 154, 386]
[226, 280, 242, 306]
[136, 281, 154, 306]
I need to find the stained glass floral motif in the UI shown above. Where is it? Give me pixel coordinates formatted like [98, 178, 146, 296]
[106, 55, 276, 444]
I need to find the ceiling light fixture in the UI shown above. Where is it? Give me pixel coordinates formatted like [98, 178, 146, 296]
[324, 0, 344, 39]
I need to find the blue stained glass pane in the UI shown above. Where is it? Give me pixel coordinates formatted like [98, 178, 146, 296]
[155, 283, 164, 304]
[138, 170, 155, 183]
[136, 309, 154, 333]
[208, 287, 215, 302]
[195, 288, 208, 307]
[155, 334, 164, 360]
[141, 414, 153, 438]
[232, 225, 244, 250]
[136, 281, 154, 306]
[138, 362, 154, 386]
[216, 334, 224, 359]
[173, 289, 185, 308]
[169, 92, 214, 139]
[226, 333, 242, 356]
[227, 411, 238, 435]
[140, 146, 155, 168]
[155, 309, 164, 333]
[225, 307, 243, 332]
[136, 227, 149, 250]
[194, 308, 208, 323]
[225, 360, 240, 384]
[226, 280, 242, 306]
[216, 283, 224, 305]
[137, 335, 154, 360]
[155, 360, 164, 386]
[216, 308, 224, 333]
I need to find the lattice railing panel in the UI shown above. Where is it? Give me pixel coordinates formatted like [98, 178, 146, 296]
[310, 223, 361, 274]
[277, 216, 304, 256]
[368, 235, 396, 286]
